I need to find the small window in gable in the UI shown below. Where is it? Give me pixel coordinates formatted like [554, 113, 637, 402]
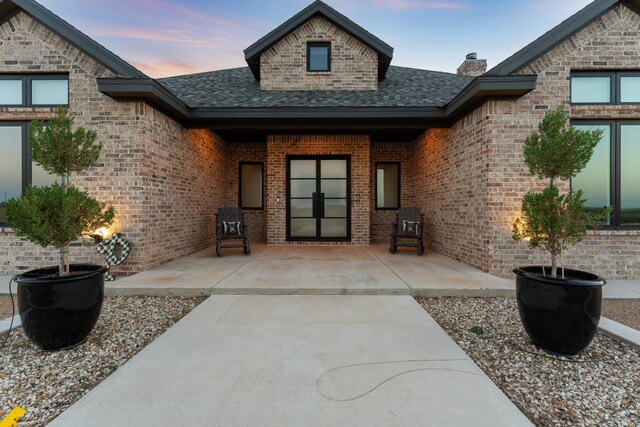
[307, 42, 331, 72]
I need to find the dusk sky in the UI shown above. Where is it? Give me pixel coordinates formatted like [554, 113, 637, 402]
[38, 0, 594, 78]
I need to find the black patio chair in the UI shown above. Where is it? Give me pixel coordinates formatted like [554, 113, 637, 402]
[215, 207, 251, 257]
[390, 207, 425, 255]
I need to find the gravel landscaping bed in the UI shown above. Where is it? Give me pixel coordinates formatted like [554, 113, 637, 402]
[417, 297, 639, 427]
[602, 300, 640, 331]
[0, 296, 205, 426]
[0, 296, 17, 321]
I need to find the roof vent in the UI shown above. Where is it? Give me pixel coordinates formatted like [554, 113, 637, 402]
[457, 52, 487, 77]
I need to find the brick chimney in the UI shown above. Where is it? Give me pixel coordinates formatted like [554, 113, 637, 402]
[457, 52, 487, 77]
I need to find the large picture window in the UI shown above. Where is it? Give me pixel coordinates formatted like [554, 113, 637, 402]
[572, 121, 640, 228]
[375, 162, 400, 210]
[239, 163, 263, 209]
[0, 123, 58, 225]
[0, 74, 68, 107]
[571, 71, 640, 104]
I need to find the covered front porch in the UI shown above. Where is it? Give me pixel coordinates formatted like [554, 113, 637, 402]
[105, 243, 515, 296]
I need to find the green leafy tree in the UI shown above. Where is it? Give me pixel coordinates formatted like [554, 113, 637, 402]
[6, 108, 115, 276]
[512, 106, 610, 278]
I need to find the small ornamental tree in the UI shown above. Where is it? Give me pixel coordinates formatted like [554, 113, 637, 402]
[512, 106, 611, 278]
[6, 108, 115, 276]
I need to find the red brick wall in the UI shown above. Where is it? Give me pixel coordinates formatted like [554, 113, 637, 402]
[411, 109, 491, 269]
[139, 108, 226, 269]
[266, 135, 370, 244]
[226, 143, 267, 242]
[369, 142, 413, 242]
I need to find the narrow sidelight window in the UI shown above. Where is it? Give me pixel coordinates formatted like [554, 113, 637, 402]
[307, 42, 331, 72]
[572, 124, 611, 225]
[375, 162, 400, 210]
[0, 122, 59, 225]
[0, 125, 23, 224]
[239, 163, 263, 209]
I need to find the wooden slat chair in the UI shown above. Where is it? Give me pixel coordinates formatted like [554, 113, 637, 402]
[390, 207, 425, 255]
[215, 207, 251, 257]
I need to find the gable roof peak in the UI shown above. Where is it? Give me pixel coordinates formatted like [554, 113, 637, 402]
[488, 0, 638, 76]
[0, 0, 145, 77]
[243, 0, 393, 81]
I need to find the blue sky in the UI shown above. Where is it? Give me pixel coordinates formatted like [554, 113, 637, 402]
[38, 0, 594, 78]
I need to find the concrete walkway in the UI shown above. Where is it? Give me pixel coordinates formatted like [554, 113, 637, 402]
[50, 295, 531, 426]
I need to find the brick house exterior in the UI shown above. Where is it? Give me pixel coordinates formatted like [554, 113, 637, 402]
[1, 0, 640, 279]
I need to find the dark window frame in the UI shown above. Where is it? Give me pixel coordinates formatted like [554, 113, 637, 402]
[306, 42, 331, 72]
[238, 162, 264, 210]
[285, 155, 351, 242]
[0, 76, 27, 108]
[375, 161, 401, 210]
[0, 74, 69, 107]
[571, 120, 640, 229]
[617, 71, 640, 105]
[0, 122, 29, 226]
[570, 71, 640, 105]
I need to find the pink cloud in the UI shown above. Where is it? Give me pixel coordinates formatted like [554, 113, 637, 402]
[137, 0, 244, 32]
[373, 0, 470, 10]
[91, 27, 228, 47]
[130, 60, 204, 78]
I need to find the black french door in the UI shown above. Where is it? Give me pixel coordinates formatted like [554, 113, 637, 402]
[286, 155, 351, 241]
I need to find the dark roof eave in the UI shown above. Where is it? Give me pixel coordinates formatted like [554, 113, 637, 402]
[98, 74, 537, 129]
[243, 1, 393, 81]
[445, 75, 538, 120]
[97, 78, 191, 119]
[0, 0, 145, 77]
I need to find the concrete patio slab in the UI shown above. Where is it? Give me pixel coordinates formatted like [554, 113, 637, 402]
[3, 246, 640, 299]
[213, 245, 410, 294]
[49, 295, 531, 426]
[369, 244, 515, 297]
[104, 243, 267, 296]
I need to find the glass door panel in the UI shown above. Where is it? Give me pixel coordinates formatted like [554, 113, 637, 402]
[288, 157, 349, 240]
[289, 159, 317, 238]
[321, 218, 347, 237]
[290, 160, 316, 178]
[320, 159, 347, 178]
[291, 218, 317, 237]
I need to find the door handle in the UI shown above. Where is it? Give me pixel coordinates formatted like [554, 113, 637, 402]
[318, 193, 325, 218]
[312, 192, 318, 218]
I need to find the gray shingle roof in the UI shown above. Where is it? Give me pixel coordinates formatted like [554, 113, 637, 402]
[157, 66, 473, 109]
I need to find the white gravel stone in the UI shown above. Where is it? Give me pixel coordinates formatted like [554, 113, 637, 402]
[0, 296, 204, 426]
[418, 297, 640, 427]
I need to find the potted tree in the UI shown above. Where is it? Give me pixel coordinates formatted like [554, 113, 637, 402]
[6, 108, 115, 351]
[512, 106, 610, 356]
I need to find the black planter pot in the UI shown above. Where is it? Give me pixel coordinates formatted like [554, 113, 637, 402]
[15, 264, 106, 351]
[514, 266, 605, 356]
